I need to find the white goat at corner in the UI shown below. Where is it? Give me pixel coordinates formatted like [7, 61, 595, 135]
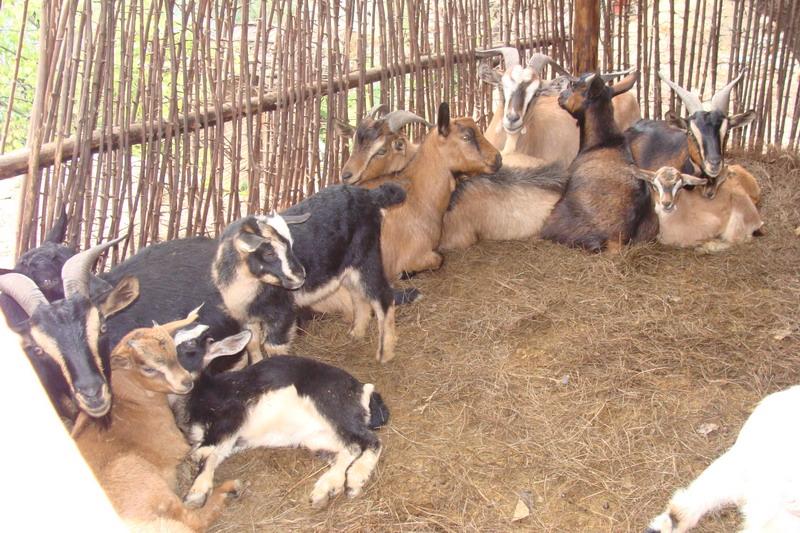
[646, 385, 800, 533]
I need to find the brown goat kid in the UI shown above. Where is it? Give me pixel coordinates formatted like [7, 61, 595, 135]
[74, 307, 241, 531]
[637, 165, 763, 252]
[540, 72, 659, 252]
[380, 102, 501, 279]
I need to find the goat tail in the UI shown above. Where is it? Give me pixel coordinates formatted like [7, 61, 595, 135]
[369, 183, 406, 208]
[393, 287, 422, 306]
[367, 389, 390, 430]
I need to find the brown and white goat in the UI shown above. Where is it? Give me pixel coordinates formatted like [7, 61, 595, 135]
[379, 102, 501, 278]
[74, 308, 241, 532]
[540, 71, 659, 252]
[637, 165, 763, 252]
[477, 47, 641, 168]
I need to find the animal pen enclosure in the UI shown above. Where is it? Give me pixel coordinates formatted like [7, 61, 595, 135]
[1, 0, 800, 531]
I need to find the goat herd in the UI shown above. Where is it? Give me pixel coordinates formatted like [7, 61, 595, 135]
[0, 46, 785, 531]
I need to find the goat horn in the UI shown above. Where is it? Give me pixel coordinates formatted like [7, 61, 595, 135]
[161, 303, 203, 335]
[658, 70, 703, 114]
[710, 68, 747, 114]
[475, 46, 520, 69]
[0, 273, 49, 316]
[366, 103, 388, 120]
[62, 234, 127, 299]
[384, 110, 432, 133]
[600, 67, 636, 81]
[527, 53, 570, 77]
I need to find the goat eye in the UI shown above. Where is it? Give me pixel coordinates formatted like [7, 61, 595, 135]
[376, 148, 387, 156]
[100, 323, 108, 334]
[140, 366, 158, 376]
[32, 346, 44, 356]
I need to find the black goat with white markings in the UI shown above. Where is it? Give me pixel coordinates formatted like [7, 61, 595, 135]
[184, 354, 389, 509]
[213, 183, 404, 363]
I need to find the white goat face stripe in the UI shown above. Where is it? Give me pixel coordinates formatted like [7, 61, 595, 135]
[272, 237, 303, 285]
[720, 118, 729, 140]
[690, 121, 705, 163]
[264, 214, 294, 246]
[175, 324, 209, 346]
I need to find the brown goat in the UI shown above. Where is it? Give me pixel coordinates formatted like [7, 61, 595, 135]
[540, 71, 659, 252]
[637, 165, 763, 252]
[380, 102, 501, 279]
[74, 307, 241, 531]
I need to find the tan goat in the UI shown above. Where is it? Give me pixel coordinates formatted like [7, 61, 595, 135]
[74, 307, 241, 532]
[638, 165, 763, 252]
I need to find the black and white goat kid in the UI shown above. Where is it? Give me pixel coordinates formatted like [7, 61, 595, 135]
[213, 183, 405, 363]
[184, 354, 389, 509]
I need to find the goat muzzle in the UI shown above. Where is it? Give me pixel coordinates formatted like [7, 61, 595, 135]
[75, 384, 112, 417]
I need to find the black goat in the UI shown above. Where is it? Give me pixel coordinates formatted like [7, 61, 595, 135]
[540, 71, 658, 252]
[213, 183, 405, 363]
[184, 354, 389, 509]
[0, 237, 138, 419]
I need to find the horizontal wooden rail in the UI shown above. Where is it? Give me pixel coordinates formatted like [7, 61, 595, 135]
[0, 37, 558, 181]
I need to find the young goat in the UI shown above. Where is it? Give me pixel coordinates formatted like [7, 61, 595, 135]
[477, 46, 640, 168]
[74, 309, 242, 531]
[184, 352, 389, 509]
[637, 165, 763, 252]
[646, 385, 800, 533]
[540, 71, 659, 252]
[379, 102, 501, 278]
[213, 184, 404, 363]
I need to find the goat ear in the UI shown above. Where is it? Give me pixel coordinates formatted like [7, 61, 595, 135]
[282, 212, 311, 225]
[665, 111, 689, 130]
[635, 169, 656, 183]
[729, 110, 756, 129]
[235, 233, 264, 253]
[477, 63, 502, 86]
[111, 353, 131, 369]
[45, 206, 69, 244]
[681, 173, 708, 186]
[437, 102, 451, 137]
[203, 330, 252, 367]
[333, 119, 355, 138]
[611, 71, 639, 97]
[98, 275, 139, 318]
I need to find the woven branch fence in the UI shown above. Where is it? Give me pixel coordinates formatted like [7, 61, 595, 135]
[0, 0, 796, 264]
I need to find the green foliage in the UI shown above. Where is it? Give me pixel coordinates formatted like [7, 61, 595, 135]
[0, 0, 41, 152]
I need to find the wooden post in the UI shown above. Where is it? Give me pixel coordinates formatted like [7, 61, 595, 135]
[574, 0, 601, 74]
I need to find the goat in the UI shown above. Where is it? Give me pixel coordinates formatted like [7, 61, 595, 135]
[646, 69, 756, 198]
[0, 208, 113, 326]
[540, 71, 659, 252]
[636, 165, 763, 253]
[183, 353, 389, 509]
[213, 185, 404, 363]
[439, 159, 567, 250]
[380, 102, 501, 278]
[646, 385, 800, 533]
[336, 104, 428, 186]
[336, 107, 569, 251]
[477, 47, 641, 168]
[0, 237, 139, 419]
[74, 308, 242, 531]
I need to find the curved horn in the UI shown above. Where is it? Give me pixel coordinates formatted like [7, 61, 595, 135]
[710, 68, 747, 114]
[366, 103, 389, 120]
[0, 273, 49, 315]
[384, 110, 433, 133]
[658, 70, 703, 114]
[475, 46, 520, 69]
[600, 67, 636, 82]
[62, 234, 127, 299]
[527, 53, 570, 77]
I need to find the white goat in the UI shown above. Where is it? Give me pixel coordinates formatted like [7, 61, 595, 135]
[647, 385, 800, 533]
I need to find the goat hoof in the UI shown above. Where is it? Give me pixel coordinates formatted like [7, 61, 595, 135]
[224, 479, 247, 499]
[184, 491, 208, 509]
[645, 513, 673, 533]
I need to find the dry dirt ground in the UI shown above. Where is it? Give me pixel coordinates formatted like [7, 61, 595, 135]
[170, 152, 800, 533]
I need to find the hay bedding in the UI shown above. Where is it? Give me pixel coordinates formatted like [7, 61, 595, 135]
[196, 154, 800, 532]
